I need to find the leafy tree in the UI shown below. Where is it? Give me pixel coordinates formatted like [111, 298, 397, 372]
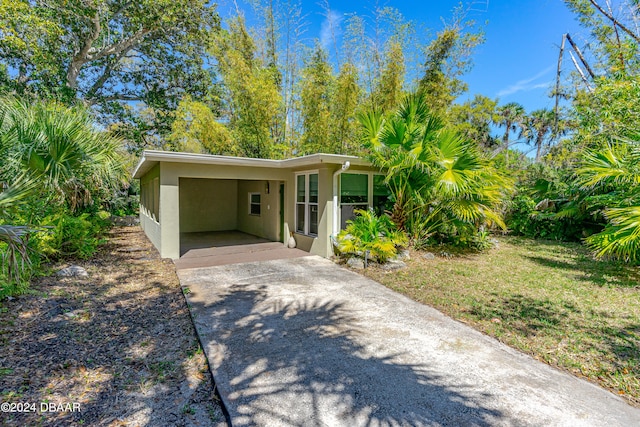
[564, 0, 640, 75]
[450, 95, 499, 150]
[330, 62, 361, 154]
[0, 0, 220, 149]
[210, 16, 282, 158]
[359, 91, 511, 247]
[373, 40, 405, 113]
[572, 74, 640, 150]
[167, 96, 237, 155]
[299, 43, 333, 155]
[418, 9, 484, 114]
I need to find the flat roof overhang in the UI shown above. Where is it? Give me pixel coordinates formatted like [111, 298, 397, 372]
[132, 150, 372, 179]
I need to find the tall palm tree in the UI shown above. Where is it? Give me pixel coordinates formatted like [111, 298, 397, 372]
[496, 102, 526, 165]
[358, 92, 511, 243]
[525, 109, 556, 162]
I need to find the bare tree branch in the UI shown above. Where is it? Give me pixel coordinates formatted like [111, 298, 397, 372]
[566, 33, 596, 78]
[569, 51, 594, 92]
[554, 34, 566, 135]
[588, 0, 640, 43]
[87, 28, 153, 62]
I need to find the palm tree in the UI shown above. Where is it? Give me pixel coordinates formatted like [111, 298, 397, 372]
[0, 96, 126, 287]
[358, 92, 511, 244]
[577, 139, 640, 261]
[496, 102, 526, 165]
[0, 97, 126, 212]
[525, 109, 556, 162]
[0, 175, 39, 286]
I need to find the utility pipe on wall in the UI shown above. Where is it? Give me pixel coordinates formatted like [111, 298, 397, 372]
[332, 161, 350, 237]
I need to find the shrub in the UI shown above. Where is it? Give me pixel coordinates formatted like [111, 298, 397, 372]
[36, 212, 110, 260]
[337, 209, 408, 263]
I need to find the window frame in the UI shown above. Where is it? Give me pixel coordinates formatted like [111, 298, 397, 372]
[248, 192, 261, 216]
[295, 170, 319, 236]
[339, 171, 388, 230]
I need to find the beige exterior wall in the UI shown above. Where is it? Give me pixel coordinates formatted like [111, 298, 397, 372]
[237, 180, 280, 241]
[287, 166, 335, 257]
[139, 164, 161, 252]
[179, 178, 238, 232]
[137, 158, 379, 260]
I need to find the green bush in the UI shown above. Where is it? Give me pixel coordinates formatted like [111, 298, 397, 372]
[505, 193, 593, 241]
[36, 212, 110, 260]
[337, 209, 408, 263]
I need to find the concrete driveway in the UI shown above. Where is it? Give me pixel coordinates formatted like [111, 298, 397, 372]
[178, 256, 640, 426]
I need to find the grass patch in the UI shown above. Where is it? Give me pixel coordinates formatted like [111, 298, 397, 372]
[365, 236, 640, 406]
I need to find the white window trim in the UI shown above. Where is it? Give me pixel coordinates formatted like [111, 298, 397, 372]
[249, 192, 261, 216]
[295, 170, 319, 236]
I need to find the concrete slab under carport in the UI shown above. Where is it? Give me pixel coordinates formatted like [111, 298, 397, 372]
[178, 256, 640, 427]
[175, 231, 309, 270]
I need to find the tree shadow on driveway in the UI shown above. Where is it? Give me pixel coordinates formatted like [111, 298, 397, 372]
[187, 282, 504, 427]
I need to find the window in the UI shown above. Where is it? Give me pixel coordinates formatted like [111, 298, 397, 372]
[340, 173, 369, 229]
[373, 175, 391, 216]
[339, 173, 390, 229]
[249, 192, 261, 215]
[152, 177, 159, 221]
[296, 172, 318, 236]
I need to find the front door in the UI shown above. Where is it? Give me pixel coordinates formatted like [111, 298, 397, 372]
[279, 183, 285, 242]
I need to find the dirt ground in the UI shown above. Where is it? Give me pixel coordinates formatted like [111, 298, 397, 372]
[0, 225, 227, 426]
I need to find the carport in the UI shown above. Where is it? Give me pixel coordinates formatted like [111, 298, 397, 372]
[175, 230, 309, 270]
[178, 177, 285, 260]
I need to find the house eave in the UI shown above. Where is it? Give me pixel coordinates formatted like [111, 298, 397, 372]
[132, 150, 371, 179]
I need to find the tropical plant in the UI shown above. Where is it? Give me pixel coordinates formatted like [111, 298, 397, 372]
[0, 0, 220, 149]
[524, 109, 557, 162]
[577, 139, 640, 261]
[0, 96, 126, 293]
[0, 97, 126, 212]
[495, 102, 525, 164]
[0, 175, 40, 288]
[359, 91, 512, 248]
[336, 209, 408, 262]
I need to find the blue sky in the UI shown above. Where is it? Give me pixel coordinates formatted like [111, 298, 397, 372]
[218, 0, 585, 114]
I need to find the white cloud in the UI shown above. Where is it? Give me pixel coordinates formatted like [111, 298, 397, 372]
[320, 10, 343, 51]
[497, 66, 554, 97]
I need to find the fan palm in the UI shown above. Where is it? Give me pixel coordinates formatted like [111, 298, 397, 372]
[359, 92, 511, 245]
[0, 175, 39, 285]
[0, 96, 126, 287]
[0, 97, 126, 211]
[577, 139, 640, 261]
[524, 109, 556, 162]
[496, 102, 526, 164]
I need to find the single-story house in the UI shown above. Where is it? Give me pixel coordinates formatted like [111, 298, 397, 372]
[132, 150, 389, 259]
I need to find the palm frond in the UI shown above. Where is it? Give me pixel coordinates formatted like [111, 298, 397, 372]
[585, 206, 640, 261]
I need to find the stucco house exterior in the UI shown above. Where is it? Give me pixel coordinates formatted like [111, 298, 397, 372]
[132, 150, 388, 259]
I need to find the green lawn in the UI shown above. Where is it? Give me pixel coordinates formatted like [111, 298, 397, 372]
[365, 236, 640, 406]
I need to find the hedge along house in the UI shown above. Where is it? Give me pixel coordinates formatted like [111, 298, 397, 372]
[132, 150, 389, 260]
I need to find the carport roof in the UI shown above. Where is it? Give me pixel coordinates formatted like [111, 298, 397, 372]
[132, 150, 372, 179]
